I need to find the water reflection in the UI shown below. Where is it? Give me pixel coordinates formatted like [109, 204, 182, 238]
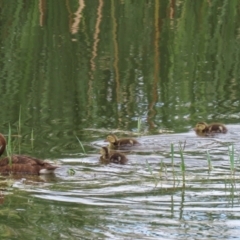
[1, 0, 240, 238]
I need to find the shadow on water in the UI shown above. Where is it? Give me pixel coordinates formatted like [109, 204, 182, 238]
[0, 124, 240, 239]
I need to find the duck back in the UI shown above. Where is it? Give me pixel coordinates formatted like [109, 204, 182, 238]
[0, 155, 58, 175]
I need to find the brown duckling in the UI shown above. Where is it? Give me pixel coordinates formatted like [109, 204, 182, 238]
[194, 122, 227, 135]
[105, 134, 140, 149]
[99, 147, 128, 164]
[0, 133, 58, 175]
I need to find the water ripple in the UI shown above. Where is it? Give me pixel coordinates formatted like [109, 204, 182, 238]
[2, 126, 240, 239]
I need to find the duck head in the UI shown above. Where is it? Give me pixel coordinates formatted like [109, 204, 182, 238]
[105, 134, 118, 144]
[100, 147, 110, 159]
[194, 122, 208, 132]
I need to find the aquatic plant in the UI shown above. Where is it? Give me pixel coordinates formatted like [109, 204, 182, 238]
[67, 168, 76, 175]
[75, 135, 86, 155]
[17, 106, 22, 154]
[159, 159, 164, 178]
[178, 141, 186, 186]
[146, 159, 158, 187]
[228, 144, 235, 174]
[137, 117, 142, 134]
[206, 150, 213, 171]
[6, 124, 13, 167]
[18, 105, 21, 136]
[171, 143, 176, 185]
[30, 128, 34, 150]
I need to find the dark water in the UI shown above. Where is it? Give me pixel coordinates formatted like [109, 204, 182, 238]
[1, 0, 240, 239]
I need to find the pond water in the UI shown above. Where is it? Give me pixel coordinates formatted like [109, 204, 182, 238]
[1, 0, 240, 239]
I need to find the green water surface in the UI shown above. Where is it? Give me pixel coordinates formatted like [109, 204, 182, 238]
[0, 0, 240, 239]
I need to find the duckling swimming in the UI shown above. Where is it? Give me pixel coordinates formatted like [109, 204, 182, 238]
[105, 134, 140, 149]
[99, 147, 128, 164]
[0, 133, 58, 175]
[194, 122, 227, 135]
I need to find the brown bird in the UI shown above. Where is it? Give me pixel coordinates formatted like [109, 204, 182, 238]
[0, 133, 58, 175]
[194, 122, 227, 135]
[105, 134, 140, 149]
[99, 147, 128, 164]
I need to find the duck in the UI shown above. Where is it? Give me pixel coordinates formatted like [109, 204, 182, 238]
[0, 133, 58, 175]
[105, 134, 140, 149]
[99, 147, 128, 164]
[194, 122, 227, 135]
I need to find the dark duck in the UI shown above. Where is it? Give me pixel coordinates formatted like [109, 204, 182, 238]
[0, 133, 58, 175]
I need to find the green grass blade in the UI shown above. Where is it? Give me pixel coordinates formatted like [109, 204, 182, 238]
[18, 105, 21, 135]
[178, 142, 185, 185]
[228, 144, 235, 173]
[206, 150, 213, 171]
[171, 143, 176, 185]
[137, 117, 142, 134]
[146, 159, 158, 187]
[171, 143, 174, 164]
[31, 128, 34, 150]
[146, 159, 153, 175]
[75, 135, 86, 154]
[6, 124, 12, 166]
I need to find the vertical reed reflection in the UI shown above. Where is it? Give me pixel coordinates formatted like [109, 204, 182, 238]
[70, 0, 85, 34]
[111, 0, 120, 104]
[90, 0, 103, 71]
[169, 0, 175, 19]
[38, 0, 46, 27]
[87, 0, 103, 121]
[147, 0, 160, 130]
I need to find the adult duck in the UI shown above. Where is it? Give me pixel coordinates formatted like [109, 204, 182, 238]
[0, 133, 58, 175]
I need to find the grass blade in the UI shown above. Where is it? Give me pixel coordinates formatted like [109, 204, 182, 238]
[228, 144, 235, 174]
[178, 141, 186, 186]
[146, 159, 158, 187]
[6, 124, 12, 167]
[75, 135, 86, 154]
[206, 150, 213, 171]
[171, 143, 176, 185]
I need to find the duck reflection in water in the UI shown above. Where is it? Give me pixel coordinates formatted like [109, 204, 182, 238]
[0, 133, 58, 175]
